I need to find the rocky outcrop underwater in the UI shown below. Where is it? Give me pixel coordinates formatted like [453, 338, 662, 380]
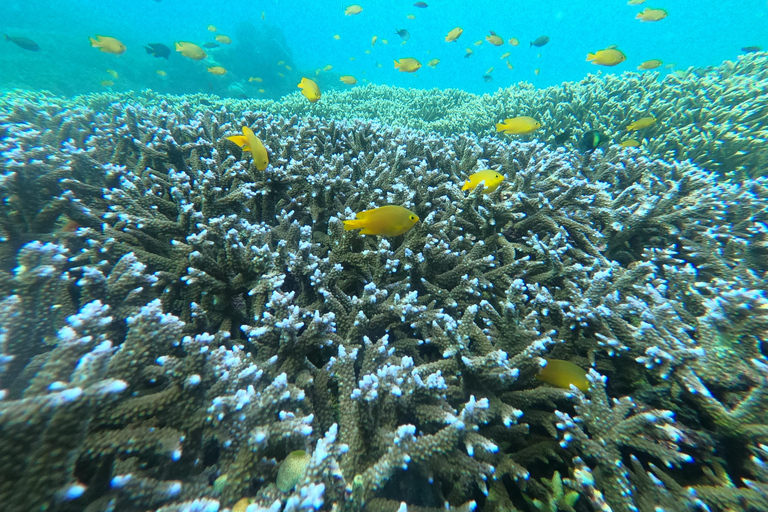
[0, 79, 767, 512]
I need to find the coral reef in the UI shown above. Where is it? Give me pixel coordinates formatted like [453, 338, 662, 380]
[0, 87, 767, 512]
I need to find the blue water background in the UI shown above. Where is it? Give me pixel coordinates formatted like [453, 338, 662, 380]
[1, 0, 766, 98]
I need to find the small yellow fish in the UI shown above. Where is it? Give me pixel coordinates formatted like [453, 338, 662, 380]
[506, 60, 513, 69]
[285, 65, 292, 71]
[298, 77, 321, 102]
[156, 70, 167, 76]
[226, 126, 269, 171]
[534, 68, 540, 75]
[586, 48, 626, 66]
[233, 499, 252, 512]
[461, 170, 505, 194]
[382, 39, 389, 45]
[215, 34, 232, 44]
[485, 66, 494, 74]
[278, 72, 286, 78]
[486, 32, 504, 46]
[508, 37, 519, 46]
[536, 359, 589, 392]
[277, 450, 311, 493]
[249, 77, 263, 82]
[175, 41, 206, 60]
[394, 57, 421, 72]
[427, 58, 440, 67]
[474, 40, 483, 46]
[333, 34, 341, 40]
[261, 11, 265, 19]
[364, 50, 371, 54]
[100, 80, 114, 87]
[277, 60, 285, 66]
[464, 47, 474, 57]
[207, 25, 217, 32]
[638, 59, 662, 70]
[406, 14, 416, 19]
[445, 27, 463, 42]
[500, 52, 510, 59]
[372, 35, 378, 46]
[626, 116, 656, 131]
[495, 116, 541, 135]
[89, 35, 126, 55]
[620, 139, 641, 147]
[340, 75, 357, 84]
[345, 4, 363, 15]
[106, 69, 118, 78]
[627, 0, 645, 4]
[636, 7, 667, 21]
[349, 57, 356, 61]
[343, 205, 419, 237]
[323, 64, 333, 71]
[207, 66, 227, 75]
[258, 88, 265, 93]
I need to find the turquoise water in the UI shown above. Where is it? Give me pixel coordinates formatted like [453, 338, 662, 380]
[2, 0, 765, 96]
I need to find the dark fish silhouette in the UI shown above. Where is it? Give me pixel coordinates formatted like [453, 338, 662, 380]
[144, 43, 171, 59]
[742, 46, 762, 53]
[579, 130, 606, 154]
[530, 35, 550, 47]
[413, 1, 428, 7]
[4, 34, 39, 51]
[553, 130, 571, 145]
[395, 29, 410, 41]
[203, 42, 220, 48]
[483, 74, 493, 82]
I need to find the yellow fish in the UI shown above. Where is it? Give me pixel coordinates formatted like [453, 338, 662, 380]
[445, 27, 463, 42]
[464, 47, 474, 57]
[586, 48, 626, 66]
[261, 11, 265, 19]
[333, 34, 341, 40]
[345, 4, 363, 15]
[627, 0, 645, 4]
[207, 25, 217, 32]
[620, 139, 641, 147]
[258, 88, 265, 93]
[340, 75, 357, 84]
[394, 57, 421, 72]
[495, 116, 541, 135]
[486, 32, 503, 46]
[156, 70, 167, 76]
[506, 60, 513, 69]
[226, 126, 269, 171]
[485, 66, 494, 74]
[626, 116, 656, 131]
[364, 50, 371, 54]
[100, 80, 114, 87]
[349, 57, 356, 61]
[508, 37, 519, 46]
[278, 72, 286, 78]
[474, 40, 483, 46]
[298, 77, 321, 102]
[636, 7, 667, 21]
[535, 359, 589, 392]
[285, 65, 293, 71]
[406, 14, 416, 19]
[534, 68, 540, 75]
[323, 64, 333, 71]
[638, 59, 662, 70]
[207, 66, 227, 75]
[215, 34, 232, 44]
[277, 450, 311, 493]
[427, 58, 440, 67]
[89, 35, 126, 55]
[382, 39, 389, 45]
[372, 35, 378, 46]
[461, 170, 505, 194]
[500, 52, 511, 59]
[343, 205, 419, 237]
[106, 69, 118, 78]
[249, 77, 263, 82]
[175, 41, 206, 60]
[278, 60, 285, 66]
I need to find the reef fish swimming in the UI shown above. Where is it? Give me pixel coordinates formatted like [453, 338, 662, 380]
[579, 130, 606, 154]
[636, 7, 667, 21]
[535, 359, 589, 392]
[445, 27, 463, 42]
[461, 170, 505, 194]
[395, 29, 410, 41]
[495, 116, 541, 135]
[343, 205, 420, 236]
[530, 35, 550, 47]
[587, 47, 626, 66]
[394, 57, 421, 72]
[626, 116, 656, 131]
[144, 43, 171, 59]
[298, 77, 321, 102]
[175, 41, 206, 60]
[4, 34, 39, 51]
[226, 126, 269, 171]
[89, 35, 126, 55]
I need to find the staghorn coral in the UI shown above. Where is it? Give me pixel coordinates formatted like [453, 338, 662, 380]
[0, 89, 767, 512]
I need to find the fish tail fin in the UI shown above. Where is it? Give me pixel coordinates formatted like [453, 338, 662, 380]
[393, 60, 399, 69]
[144, 46, 153, 54]
[586, 53, 595, 62]
[226, 135, 248, 148]
[343, 219, 364, 231]
[494, 123, 507, 132]
[89, 36, 100, 48]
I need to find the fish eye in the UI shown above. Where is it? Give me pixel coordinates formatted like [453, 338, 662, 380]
[410, 215, 417, 221]
[495, 174, 500, 178]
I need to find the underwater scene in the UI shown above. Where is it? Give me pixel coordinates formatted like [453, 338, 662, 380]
[1, 0, 768, 511]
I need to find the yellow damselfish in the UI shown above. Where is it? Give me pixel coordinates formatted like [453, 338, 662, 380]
[207, 66, 227, 75]
[345, 4, 363, 15]
[215, 34, 232, 44]
[626, 115, 656, 131]
[586, 48, 626, 66]
[461, 170, 505, 194]
[89, 35, 126, 55]
[226, 127, 269, 171]
[495, 116, 541, 135]
[486, 32, 503, 46]
[636, 7, 667, 21]
[175, 41, 206, 60]
[343, 205, 419, 237]
[638, 59, 662, 70]
[535, 359, 589, 392]
[445, 27, 463, 42]
[340, 75, 357, 85]
[620, 139, 641, 147]
[298, 77, 321, 102]
[394, 57, 421, 72]
[427, 58, 440, 67]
